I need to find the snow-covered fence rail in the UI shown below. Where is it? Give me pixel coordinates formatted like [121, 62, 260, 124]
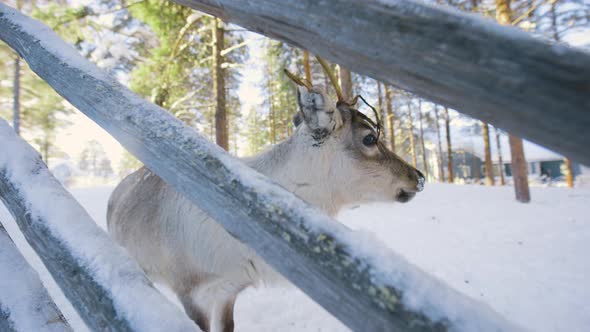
[0, 4, 518, 332]
[0, 120, 199, 332]
[0, 221, 72, 332]
[173, 0, 590, 166]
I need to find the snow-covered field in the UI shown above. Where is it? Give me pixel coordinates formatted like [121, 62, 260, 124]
[1, 183, 589, 331]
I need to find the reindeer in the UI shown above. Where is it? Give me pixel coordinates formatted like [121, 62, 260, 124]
[107, 61, 425, 332]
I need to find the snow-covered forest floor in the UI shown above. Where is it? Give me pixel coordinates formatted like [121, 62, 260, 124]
[1, 183, 589, 331]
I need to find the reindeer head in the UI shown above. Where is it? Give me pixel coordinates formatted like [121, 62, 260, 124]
[280, 62, 425, 212]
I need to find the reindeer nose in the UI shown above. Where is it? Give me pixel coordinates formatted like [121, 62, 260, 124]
[415, 170, 425, 192]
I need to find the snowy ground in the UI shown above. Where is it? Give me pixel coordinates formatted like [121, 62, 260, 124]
[1, 183, 589, 331]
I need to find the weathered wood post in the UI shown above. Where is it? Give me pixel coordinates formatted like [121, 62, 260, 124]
[0, 5, 517, 331]
[0, 119, 199, 332]
[0, 222, 72, 332]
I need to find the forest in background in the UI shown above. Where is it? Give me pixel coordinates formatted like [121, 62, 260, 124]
[0, 0, 588, 197]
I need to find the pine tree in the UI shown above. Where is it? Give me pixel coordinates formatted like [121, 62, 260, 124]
[384, 85, 396, 152]
[495, 127, 506, 185]
[444, 107, 454, 183]
[417, 99, 428, 177]
[128, 0, 246, 149]
[434, 105, 445, 182]
[213, 17, 228, 150]
[338, 67, 353, 100]
[261, 40, 300, 145]
[406, 100, 418, 168]
[546, 1, 576, 188]
[244, 106, 269, 155]
[482, 122, 494, 185]
[497, 0, 530, 202]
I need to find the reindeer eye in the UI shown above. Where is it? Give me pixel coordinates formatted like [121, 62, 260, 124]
[362, 134, 377, 146]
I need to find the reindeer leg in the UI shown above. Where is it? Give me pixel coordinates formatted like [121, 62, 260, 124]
[178, 292, 210, 332]
[190, 278, 247, 332]
[219, 296, 237, 332]
[172, 277, 211, 332]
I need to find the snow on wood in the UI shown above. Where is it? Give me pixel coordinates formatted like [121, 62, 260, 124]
[173, 0, 590, 166]
[0, 120, 199, 332]
[0, 4, 518, 331]
[0, 222, 72, 332]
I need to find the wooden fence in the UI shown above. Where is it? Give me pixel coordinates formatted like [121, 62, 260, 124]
[1, 1, 587, 331]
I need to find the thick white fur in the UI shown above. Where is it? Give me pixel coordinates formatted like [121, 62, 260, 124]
[107, 88, 421, 332]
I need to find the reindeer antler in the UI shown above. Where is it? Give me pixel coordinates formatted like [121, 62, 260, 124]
[315, 56, 344, 102]
[283, 68, 312, 91]
[286, 56, 383, 141]
[356, 94, 382, 140]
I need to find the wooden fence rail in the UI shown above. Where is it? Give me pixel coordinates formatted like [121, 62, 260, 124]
[174, 0, 590, 166]
[0, 4, 518, 331]
[0, 221, 72, 332]
[0, 119, 199, 332]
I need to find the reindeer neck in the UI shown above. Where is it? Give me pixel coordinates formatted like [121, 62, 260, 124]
[242, 135, 342, 215]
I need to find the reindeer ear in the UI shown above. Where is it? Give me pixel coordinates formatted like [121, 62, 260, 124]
[296, 87, 342, 139]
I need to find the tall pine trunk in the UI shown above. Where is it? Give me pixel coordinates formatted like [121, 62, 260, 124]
[339, 67, 353, 100]
[495, 128, 506, 185]
[565, 158, 574, 188]
[385, 85, 395, 152]
[548, 2, 574, 188]
[509, 135, 530, 202]
[213, 18, 228, 150]
[407, 102, 417, 168]
[377, 81, 388, 144]
[444, 107, 454, 183]
[496, 0, 530, 202]
[434, 106, 445, 182]
[268, 81, 276, 144]
[482, 122, 494, 185]
[13, 55, 20, 135]
[266, 45, 276, 144]
[418, 100, 428, 177]
[303, 50, 312, 83]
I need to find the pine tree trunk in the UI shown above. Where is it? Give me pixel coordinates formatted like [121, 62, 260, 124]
[303, 50, 312, 83]
[495, 128, 506, 185]
[548, 1, 573, 189]
[482, 122, 494, 185]
[496, 0, 530, 202]
[495, 0, 512, 26]
[267, 54, 276, 144]
[339, 67, 353, 100]
[13, 55, 20, 136]
[377, 81, 388, 143]
[509, 134, 530, 202]
[407, 102, 417, 168]
[444, 107, 454, 183]
[418, 100, 428, 177]
[385, 85, 395, 152]
[213, 18, 228, 150]
[564, 158, 574, 188]
[434, 106, 445, 182]
[550, 1, 559, 41]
